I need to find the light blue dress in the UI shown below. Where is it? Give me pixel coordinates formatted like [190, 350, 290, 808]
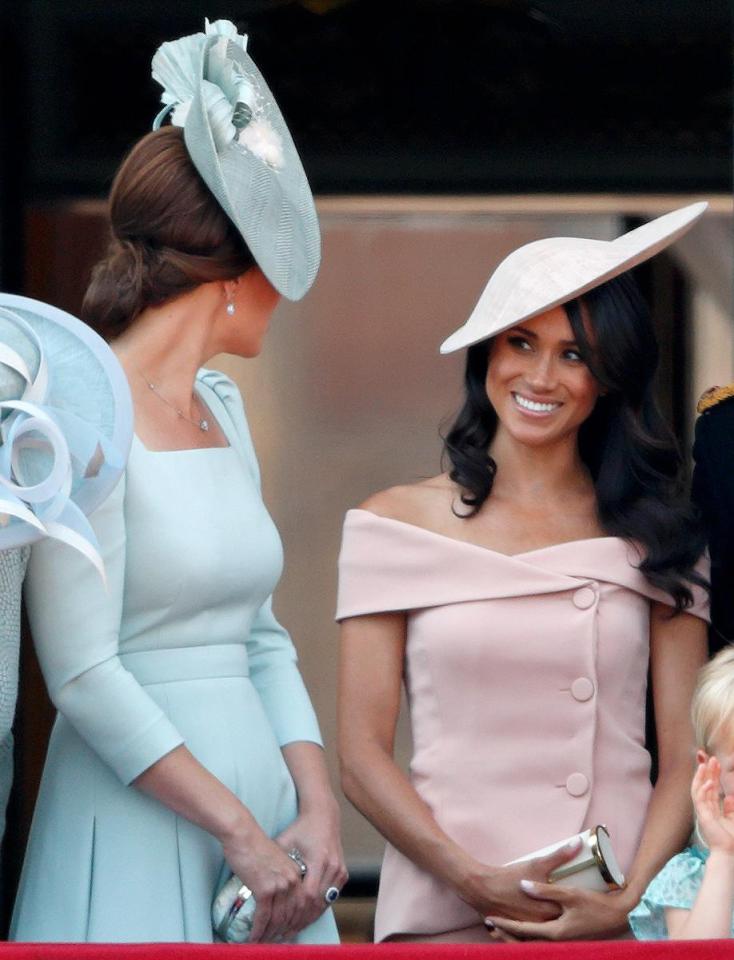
[10, 371, 338, 943]
[629, 846, 723, 940]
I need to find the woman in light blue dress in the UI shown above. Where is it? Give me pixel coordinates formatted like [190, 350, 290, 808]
[11, 20, 344, 944]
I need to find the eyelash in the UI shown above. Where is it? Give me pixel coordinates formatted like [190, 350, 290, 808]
[507, 336, 583, 363]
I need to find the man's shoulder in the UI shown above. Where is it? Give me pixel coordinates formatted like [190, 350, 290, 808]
[697, 383, 734, 416]
[694, 382, 734, 482]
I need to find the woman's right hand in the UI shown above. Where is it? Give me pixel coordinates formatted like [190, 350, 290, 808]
[220, 822, 308, 943]
[458, 838, 583, 922]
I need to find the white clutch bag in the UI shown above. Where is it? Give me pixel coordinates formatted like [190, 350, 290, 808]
[506, 825, 626, 892]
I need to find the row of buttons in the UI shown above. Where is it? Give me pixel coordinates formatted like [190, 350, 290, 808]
[565, 677, 593, 795]
[566, 583, 597, 796]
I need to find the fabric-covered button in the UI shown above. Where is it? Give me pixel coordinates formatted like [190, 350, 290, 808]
[573, 586, 596, 609]
[566, 773, 589, 797]
[571, 677, 595, 701]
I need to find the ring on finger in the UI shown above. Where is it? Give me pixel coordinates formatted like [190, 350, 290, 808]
[324, 886, 340, 904]
[287, 847, 308, 879]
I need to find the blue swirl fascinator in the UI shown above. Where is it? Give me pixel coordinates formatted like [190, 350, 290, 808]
[0, 295, 132, 579]
[152, 18, 321, 301]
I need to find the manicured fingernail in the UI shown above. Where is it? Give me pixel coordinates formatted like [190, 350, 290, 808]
[520, 879, 536, 892]
[484, 918, 496, 931]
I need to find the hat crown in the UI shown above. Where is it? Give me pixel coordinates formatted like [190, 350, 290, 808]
[478, 235, 619, 333]
[151, 18, 320, 300]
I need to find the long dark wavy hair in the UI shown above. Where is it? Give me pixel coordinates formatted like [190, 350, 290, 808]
[444, 272, 707, 611]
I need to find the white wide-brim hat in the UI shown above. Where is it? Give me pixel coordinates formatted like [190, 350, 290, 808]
[152, 18, 320, 301]
[0, 294, 132, 576]
[440, 201, 708, 355]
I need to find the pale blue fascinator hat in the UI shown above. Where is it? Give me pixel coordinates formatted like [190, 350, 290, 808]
[0, 295, 131, 851]
[151, 18, 321, 301]
[0, 294, 133, 579]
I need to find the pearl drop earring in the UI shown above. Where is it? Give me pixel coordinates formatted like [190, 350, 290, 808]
[226, 301, 236, 317]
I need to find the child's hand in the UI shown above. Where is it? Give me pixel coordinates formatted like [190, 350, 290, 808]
[692, 756, 734, 856]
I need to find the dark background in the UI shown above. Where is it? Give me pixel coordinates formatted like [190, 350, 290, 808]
[0, 0, 731, 291]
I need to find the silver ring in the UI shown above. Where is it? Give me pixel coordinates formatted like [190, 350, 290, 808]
[287, 847, 308, 878]
[324, 886, 340, 904]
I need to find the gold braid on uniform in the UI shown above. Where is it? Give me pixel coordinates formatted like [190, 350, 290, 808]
[697, 383, 734, 414]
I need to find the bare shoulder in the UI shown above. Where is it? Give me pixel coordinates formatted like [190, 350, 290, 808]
[357, 474, 454, 527]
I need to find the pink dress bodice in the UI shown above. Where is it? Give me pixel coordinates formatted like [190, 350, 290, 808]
[336, 508, 709, 941]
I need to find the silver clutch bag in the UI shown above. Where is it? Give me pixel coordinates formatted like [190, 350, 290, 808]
[212, 849, 307, 943]
[506, 825, 626, 892]
[212, 875, 257, 943]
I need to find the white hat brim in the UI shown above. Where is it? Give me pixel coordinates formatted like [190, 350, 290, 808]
[439, 201, 708, 354]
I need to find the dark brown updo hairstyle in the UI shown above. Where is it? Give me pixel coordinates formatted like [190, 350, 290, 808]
[82, 126, 255, 340]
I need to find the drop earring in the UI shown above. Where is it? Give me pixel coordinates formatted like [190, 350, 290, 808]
[226, 300, 236, 317]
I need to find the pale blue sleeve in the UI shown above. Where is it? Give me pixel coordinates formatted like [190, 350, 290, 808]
[24, 475, 184, 785]
[200, 370, 323, 749]
[628, 847, 708, 940]
[247, 597, 323, 748]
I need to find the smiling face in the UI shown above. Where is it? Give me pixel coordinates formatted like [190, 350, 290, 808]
[485, 305, 603, 450]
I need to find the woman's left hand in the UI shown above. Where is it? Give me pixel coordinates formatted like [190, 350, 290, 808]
[274, 797, 349, 933]
[486, 882, 633, 941]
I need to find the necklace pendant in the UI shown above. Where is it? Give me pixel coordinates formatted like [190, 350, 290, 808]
[200, 419, 209, 432]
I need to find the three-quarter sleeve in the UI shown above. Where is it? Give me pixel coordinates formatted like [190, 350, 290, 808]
[247, 597, 323, 748]
[24, 476, 184, 785]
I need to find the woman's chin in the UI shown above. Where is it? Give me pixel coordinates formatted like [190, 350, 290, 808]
[225, 338, 265, 360]
[502, 419, 572, 450]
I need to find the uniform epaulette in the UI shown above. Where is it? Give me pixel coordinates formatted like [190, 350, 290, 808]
[697, 383, 734, 414]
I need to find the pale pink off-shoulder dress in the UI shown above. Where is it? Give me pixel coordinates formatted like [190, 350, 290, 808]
[336, 508, 709, 942]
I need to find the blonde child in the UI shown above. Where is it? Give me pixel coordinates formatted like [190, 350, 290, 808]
[630, 646, 734, 939]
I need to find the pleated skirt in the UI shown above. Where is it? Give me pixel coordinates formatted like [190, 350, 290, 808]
[10, 644, 338, 943]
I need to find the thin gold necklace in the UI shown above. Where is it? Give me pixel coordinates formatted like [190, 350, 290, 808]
[139, 372, 209, 432]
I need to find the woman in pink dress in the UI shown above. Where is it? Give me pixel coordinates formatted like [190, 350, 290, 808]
[337, 205, 710, 942]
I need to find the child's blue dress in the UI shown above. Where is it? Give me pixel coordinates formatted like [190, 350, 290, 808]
[629, 846, 719, 939]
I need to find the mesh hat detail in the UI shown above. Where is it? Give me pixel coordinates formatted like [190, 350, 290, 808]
[152, 18, 320, 301]
[0, 295, 133, 578]
[440, 201, 708, 355]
